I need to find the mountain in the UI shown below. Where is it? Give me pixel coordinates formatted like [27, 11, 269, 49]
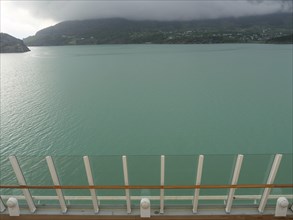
[0, 33, 30, 53]
[24, 13, 293, 46]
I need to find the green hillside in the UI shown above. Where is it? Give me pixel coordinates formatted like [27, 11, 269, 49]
[24, 13, 293, 46]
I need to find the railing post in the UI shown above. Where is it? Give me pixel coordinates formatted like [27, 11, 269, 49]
[193, 154, 204, 213]
[0, 197, 6, 212]
[46, 156, 67, 213]
[83, 156, 99, 213]
[9, 156, 36, 213]
[225, 154, 243, 213]
[160, 155, 165, 214]
[122, 155, 131, 214]
[258, 154, 282, 213]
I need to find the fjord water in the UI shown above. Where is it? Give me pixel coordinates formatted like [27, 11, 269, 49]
[1, 44, 292, 203]
[1, 44, 292, 156]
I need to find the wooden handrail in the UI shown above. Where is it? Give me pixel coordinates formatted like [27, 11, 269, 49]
[0, 184, 292, 190]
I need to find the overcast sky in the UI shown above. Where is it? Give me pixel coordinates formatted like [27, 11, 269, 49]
[1, 0, 292, 39]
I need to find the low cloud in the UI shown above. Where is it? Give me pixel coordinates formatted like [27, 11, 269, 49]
[13, 0, 292, 21]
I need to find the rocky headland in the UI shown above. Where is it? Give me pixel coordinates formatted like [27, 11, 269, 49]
[0, 33, 30, 53]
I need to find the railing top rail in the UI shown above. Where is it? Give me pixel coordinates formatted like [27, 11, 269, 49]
[0, 184, 292, 190]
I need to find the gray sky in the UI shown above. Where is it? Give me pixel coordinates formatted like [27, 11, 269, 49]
[1, 0, 292, 39]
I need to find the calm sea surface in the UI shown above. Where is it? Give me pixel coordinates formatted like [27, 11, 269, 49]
[0, 45, 292, 198]
[1, 44, 292, 156]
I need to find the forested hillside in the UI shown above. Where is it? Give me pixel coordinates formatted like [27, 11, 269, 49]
[24, 13, 293, 46]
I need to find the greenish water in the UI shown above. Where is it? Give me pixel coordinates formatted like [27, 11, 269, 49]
[1, 44, 292, 156]
[0, 45, 292, 204]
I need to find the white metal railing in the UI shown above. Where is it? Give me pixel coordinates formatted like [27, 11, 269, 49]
[192, 154, 204, 213]
[225, 154, 243, 213]
[83, 156, 99, 213]
[0, 154, 292, 216]
[0, 197, 5, 212]
[159, 155, 165, 214]
[8, 156, 36, 213]
[122, 155, 131, 214]
[258, 154, 282, 213]
[46, 156, 67, 213]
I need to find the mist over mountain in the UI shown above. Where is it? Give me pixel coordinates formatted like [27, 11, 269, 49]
[24, 13, 293, 46]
